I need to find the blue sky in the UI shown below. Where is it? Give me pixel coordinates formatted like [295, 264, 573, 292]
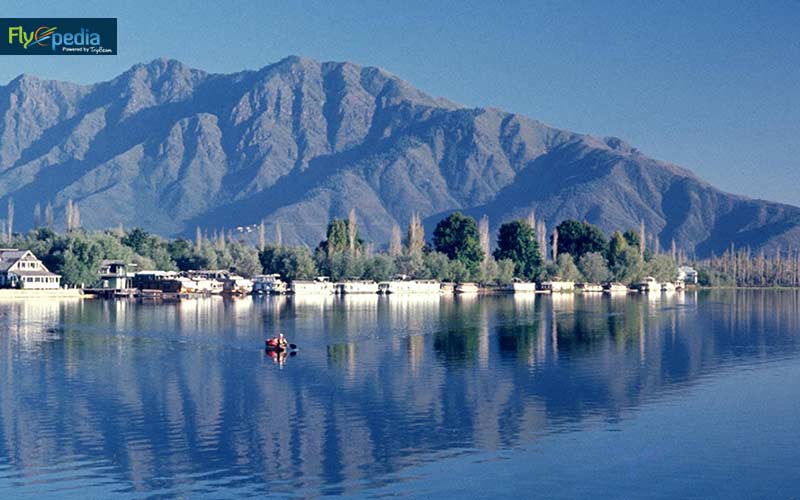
[2, 0, 799, 205]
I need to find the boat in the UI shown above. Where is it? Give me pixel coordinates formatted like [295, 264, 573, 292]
[265, 335, 296, 352]
[661, 281, 676, 292]
[252, 274, 287, 295]
[440, 282, 456, 294]
[378, 279, 441, 294]
[455, 282, 479, 294]
[603, 282, 629, 293]
[509, 279, 538, 293]
[336, 280, 380, 294]
[576, 282, 603, 293]
[634, 276, 660, 292]
[223, 275, 254, 295]
[539, 280, 575, 292]
[290, 277, 334, 295]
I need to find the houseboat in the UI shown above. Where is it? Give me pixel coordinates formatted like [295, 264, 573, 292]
[677, 266, 699, 285]
[634, 276, 660, 292]
[133, 271, 184, 293]
[440, 282, 456, 294]
[337, 280, 380, 294]
[185, 270, 226, 294]
[455, 282, 479, 294]
[290, 277, 334, 295]
[603, 282, 629, 293]
[576, 282, 603, 293]
[661, 281, 676, 292]
[252, 274, 287, 294]
[223, 275, 254, 295]
[508, 279, 538, 293]
[378, 279, 441, 294]
[539, 280, 575, 292]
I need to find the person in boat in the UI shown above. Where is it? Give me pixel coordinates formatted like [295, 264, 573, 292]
[266, 333, 289, 350]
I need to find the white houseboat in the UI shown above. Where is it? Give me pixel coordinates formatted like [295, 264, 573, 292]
[290, 277, 335, 295]
[603, 282, 629, 293]
[223, 275, 254, 295]
[252, 274, 287, 294]
[455, 282, 479, 294]
[635, 276, 660, 292]
[576, 282, 603, 293]
[378, 279, 441, 294]
[677, 266, 699, 285]
[539, 280, 575, 292]
[661, 281, 676, 292]
[337, 280, 380, 294]
[508, 279, 538, 293]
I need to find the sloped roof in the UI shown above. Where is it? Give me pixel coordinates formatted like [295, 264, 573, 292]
[0, 250, 32, 272]
[9, 270, 60, 277]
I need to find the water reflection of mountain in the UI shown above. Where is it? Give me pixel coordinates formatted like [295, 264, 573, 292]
[0, 290, 798, 496]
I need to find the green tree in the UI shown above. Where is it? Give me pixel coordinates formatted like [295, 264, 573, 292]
[363, 254, 397, 281]
[493, 220, 542, 279]
[448, 259, 471, 282]
[555, 253, 583, 281]
[606, 231, 628, 269]
[317, 218, 362, 256]
[227, 241, 261, 277]
[612, 246, 645, 284]
[260, 246, 317, 281]
[394, 252, 425, 278]
[432, 212, 484, 271]
[623, 229, 640, 249]
[578, 252, 611, 283]
[554, 219, 609, 259]
[495, 258, 516, 285]
[59, 233, 105, 286]
[644, 254, 678, 282]
[422, 251, 452, 281]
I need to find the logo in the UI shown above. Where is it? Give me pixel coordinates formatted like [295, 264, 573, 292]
[1, 18, 116, 55]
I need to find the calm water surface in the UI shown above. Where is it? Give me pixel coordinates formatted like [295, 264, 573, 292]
[0, 290, 798, 498]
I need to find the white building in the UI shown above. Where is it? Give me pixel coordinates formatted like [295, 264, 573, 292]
[0, 249, 62, 289]
[677, 266, 698, 285]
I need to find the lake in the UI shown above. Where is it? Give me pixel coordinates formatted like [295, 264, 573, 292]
[0, 290, 798, 498]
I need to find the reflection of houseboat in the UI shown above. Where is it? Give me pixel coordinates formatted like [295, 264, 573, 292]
[455, 282, 479, 294]
[576, 282, 603, 293]
[509, 279, 538, 293]
[635, 276, 660, 292]
[603, 282, 629, 293]
[290, 277, 334, 295]
[252, 274, 287, 294]
[378, 279, 441, 294]
[337, 280, 380, 294]
[539, 280, 575, 292]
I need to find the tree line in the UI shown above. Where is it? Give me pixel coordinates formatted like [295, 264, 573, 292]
[7, 194, 800, 289]
[697, 245, 800, 287]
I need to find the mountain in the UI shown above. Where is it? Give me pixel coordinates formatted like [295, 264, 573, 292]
[1, 56, 798, 256]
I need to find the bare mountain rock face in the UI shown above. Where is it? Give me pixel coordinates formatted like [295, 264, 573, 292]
[1, 56, 797, 256]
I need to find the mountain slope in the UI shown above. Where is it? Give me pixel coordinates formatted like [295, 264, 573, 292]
[0, 56, 797, 256]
